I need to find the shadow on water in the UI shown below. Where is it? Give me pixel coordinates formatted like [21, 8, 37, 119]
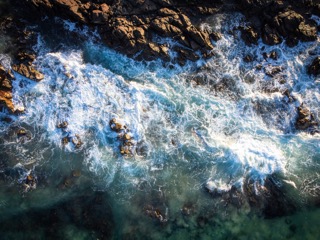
[0, 188, 114, 240]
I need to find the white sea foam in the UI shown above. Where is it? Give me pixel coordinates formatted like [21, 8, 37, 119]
[6, 13, 319, 198]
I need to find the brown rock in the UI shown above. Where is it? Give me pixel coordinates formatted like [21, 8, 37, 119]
[296, 105, 318, 130]
[12, 64, 44, 81]
[56, 0, 87, 23]
[185, 25, 213, 50]
[91, 9, 109, 24]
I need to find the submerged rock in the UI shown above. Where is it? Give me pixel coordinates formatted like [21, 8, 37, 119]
[144, 204, 168, 223]
[0, 189, 114, 239]
[205, 175, 297, 218]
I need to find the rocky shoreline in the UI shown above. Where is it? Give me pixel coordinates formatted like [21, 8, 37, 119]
[1, 0, 320, 130]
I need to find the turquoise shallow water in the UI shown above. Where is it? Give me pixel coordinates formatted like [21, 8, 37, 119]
[0, 12, 320, 239]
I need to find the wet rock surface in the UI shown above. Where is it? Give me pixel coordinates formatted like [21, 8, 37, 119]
[0, 63, 14, 112]
[9, 0, 319, 63]
[239, 0, 319, 47]
[308, 56, 320, 76]
[295, 104, 318, 133]
[0, 16, 44, 113]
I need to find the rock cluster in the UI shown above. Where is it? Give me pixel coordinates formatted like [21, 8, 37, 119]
[57, 121, 84, 148]
[109, 118, 135, 156]
[19, 0, 223, 64]
[0, 16, 45, 113]
[239, 0, 319, 47]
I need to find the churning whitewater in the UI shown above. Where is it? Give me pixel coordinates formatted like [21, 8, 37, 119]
[1, 14, 320, 239]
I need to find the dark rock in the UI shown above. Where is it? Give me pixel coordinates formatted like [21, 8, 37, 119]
[144, 205, 167, 223]
[269, 50, 278, 60]
[295, 104, 318, 131]
[0, 190, 114, 239]
[243, 175, 296, 218]
[71, 134, 83, 148]
[181, 202, 196, 216]
[109, 118, 124, 132]
[57, 121, 68, 129]
[262, 24, 282, 45]
[62, 136, 69, 145]
[241, 26, 259, 45]
[243, 54, 253, 62]
[308, 57, 320, 76]
[0, 89, 14, 113]
[209, 31, 222, 41]
[285, 36, 298, 47]
[265, 66, 282, 77]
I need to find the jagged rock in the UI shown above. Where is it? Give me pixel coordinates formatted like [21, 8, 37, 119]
[144, 205, 167, 223]
[62, 136, 69, 145]
[308, 57, 320, 76]
[273, 10, 317, 42]
[262, 24, 281, 45]
[243, 175, 296, 218]
[12, 63, 44, 81]
[295, 105, 318, 131]
[241, 26, 259, 45]
[0, 89, 14, 112]
[265, 66, 282, 77]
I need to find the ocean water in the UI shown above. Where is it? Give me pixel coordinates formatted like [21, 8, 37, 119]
[0, 13, 320, 239]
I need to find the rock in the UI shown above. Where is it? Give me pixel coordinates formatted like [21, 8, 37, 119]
[243, 54, 253, 63]
[109, 118, 124, 132]
[308, 57, 320, 76]
[144, 205, 167, 223]
[62, 136, 69, 145]
[71, 134, 83, 148]
[0, 64, 15, 112]
[17, 128, 27, 136]
[243, 175, 296, 218]
[241, 26, 259, 45]
[273, 10, 317, 42]
[91, 9, 109, 24]
[262, 24, 281, 45]
[265, 66, 282, 77]
[209, 31, 222, 41]
[269, 50, 278, 60]
[57, 121, 68, 129]
[295, 105, 318, 131]
[0, 89, 14, 112]
[12, 63, 44, 81]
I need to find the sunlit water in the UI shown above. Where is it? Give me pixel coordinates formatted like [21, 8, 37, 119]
[0, 14, 320, 239]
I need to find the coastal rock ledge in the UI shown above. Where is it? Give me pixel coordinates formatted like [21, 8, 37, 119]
[12, 0, 320, 63]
